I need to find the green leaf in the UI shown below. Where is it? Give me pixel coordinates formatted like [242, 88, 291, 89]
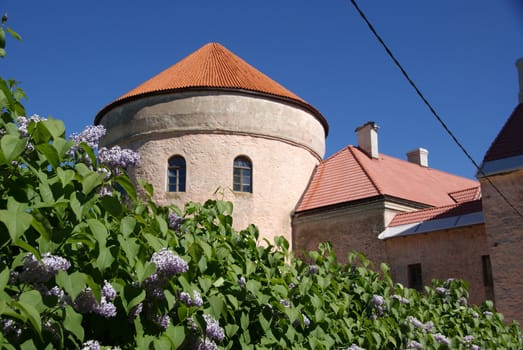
[208, 294, 224, 318]
[0, 268, 9, 291]
[0, 28, 5, 49]
[87, 219, 108, 246]
[118, 236, 140, 263]
[0, 134, 26, 163]
[35, 143, 59, 168]
[114, 174, 137, 200]
[100, 195, 123, 217]
[6, 27, 22, 41]
[81, 172, 104, 195]
[126, 290, 146, 315]
[96, 246, 115, 272]
[13, 300, 41, 336]
[169, 326, 185, 348]
[57, 168, 75, 187]
[56, 271, 88, 300]
[120, 216, 136, 237]
[0, 197, 32, 241]
[63, 305, 84, 341]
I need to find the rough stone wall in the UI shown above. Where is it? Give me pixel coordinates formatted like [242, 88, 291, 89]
[384, 224, 490, 306]
[292, 200, 389, 265]
[480, 169, 523, 324]
[98, 92, 325, 246]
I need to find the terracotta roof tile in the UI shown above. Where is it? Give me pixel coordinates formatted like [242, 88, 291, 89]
[483, 103, 523, 162]
[388, 199, 483, 227]
[448, 186, 481, 203]
[296, 146, 479, 212]
[95, 42, 328, 133]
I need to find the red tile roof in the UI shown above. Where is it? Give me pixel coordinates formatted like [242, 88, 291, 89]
[95, 42, 328, 133]
[388, 199, 482, 227]
[483, 103, 523, 162]
[448, 186, 481, 203]
[296, 146, 479, 212]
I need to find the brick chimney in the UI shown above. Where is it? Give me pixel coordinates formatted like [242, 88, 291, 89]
[407, 148, 429, 167]
[517, 58, 523, 104]
[355, 122, 379, 159]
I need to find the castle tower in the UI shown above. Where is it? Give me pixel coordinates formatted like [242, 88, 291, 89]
[94, 43, 328, 244]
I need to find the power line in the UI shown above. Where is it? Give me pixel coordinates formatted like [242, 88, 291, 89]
[348, 0, 523, 218]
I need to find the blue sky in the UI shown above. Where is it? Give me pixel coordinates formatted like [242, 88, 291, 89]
[2, 1, 522, 179]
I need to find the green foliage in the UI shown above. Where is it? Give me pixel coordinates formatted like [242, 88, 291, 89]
[0, 19, 521, 350]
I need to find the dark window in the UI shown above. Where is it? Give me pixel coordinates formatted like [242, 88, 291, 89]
[233, 156, 252, 193]
[408, 263, 423, 292]
[482, 255, 493, 287]
[168, 156, 186, 192]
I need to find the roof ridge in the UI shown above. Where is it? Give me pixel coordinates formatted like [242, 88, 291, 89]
[348, 146, 383, 194]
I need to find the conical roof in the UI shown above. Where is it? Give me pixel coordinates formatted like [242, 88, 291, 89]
[95, 42, 328, 133]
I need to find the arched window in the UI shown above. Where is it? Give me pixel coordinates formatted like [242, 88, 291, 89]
[233, 156, 252, 193]
[168, 155, 186, 192]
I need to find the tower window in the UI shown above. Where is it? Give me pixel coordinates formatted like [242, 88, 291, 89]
[168, 155, 186, 192]
[233, 156, 252, 193]
[408, 263, 423, 292]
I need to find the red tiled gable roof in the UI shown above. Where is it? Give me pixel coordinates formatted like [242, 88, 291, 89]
[95, 42, 328, 133]
[388, 199, 482, 227]
[448, 186, 481, 203]
[296, 146, 479, 212]
[483, 103, 523, 162]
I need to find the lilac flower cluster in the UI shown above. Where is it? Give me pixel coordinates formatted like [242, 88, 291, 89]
[17, 115, 46, 137]
[129, 303, 143, 319]
[145, 249, 188, 299]
[203, 314, 225, 342]
[406, 340, 423, 349]
[70, 125, 106, 149]
[81, 340, 101, 350]
[462, 335, 474, 344]
[434, 333, 450, 345]
[280, 299, 291, 308]
[435, 287, 449, 296]
[73, 282, 117, 318]
[1, 318, 22, 340]
[168, 212, 184, 231]
[179, 291, 203, 307]
[196, 338, 218, 350]
[391, 294, 410, 304]
[293, 313, 311, 328]
[238, 276, 246, 288]
[347, 344, 364, 350]
[98, 146, 140, 171]
[153, 314, 171, 330]
[19, 253, 71, 284]
[307, 264, 319, 275]
[406, 316, 433, 332]
[370, 294, 386, 317]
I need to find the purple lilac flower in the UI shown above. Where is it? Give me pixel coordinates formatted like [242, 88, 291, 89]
[307, 265, 319, 275]
[280, 299, 291, 308]
[196, 338, 218, 350]
[129, 303, 143, 318]
[43, 319, 59, 340]
[45, 286, 70, 307]
[406, 340, 423, 349]
[459, 297, 468, 306]
[203, 314, 225, 342]
[238, 276, 246, 288]
[471, 311, 479, 318]
[462, 335, 474, 343]
[293, 313, 311, 328]
[180, 291, 203, 307]
[153, 314, 170, 330]
[187, 317, 199, 332]
[2, 318, 22, 340]
[81, 340, 101, 350]
[98, 185, 113, 197]
[19, 253, 71, 284]
[371, 295, 384, 306]
[391, 294, 410, 304]
[150, 249, 188, 277]
[17, 115, 47, 137]
[347, 344, 364, 350]
[102, 280, 117, 301]
[471, 345, 481, 350]
[406, 316, 433, 332]
[74, 287, 117, 318]
[435, 287, 449, 296]
[98, 146, 140, 171]
[288, 282, 296, 289]
[483, 311, 493, 316]
[70, 125, 106, 149]
[168, 212, 183, 231]
[434, 333, 450, 345]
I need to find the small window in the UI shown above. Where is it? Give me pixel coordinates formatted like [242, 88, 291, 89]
[168, 155, 186, 192]
[408, 263, 423, 292]
[233, 156, 252, 193]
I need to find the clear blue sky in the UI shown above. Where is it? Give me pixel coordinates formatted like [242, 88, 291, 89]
[3, 1, 522, 179]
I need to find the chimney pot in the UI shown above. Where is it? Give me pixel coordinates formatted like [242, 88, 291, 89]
[407, 148, 429, 167]
[517, 58, 523, 104]
[355, 121, 379, 159]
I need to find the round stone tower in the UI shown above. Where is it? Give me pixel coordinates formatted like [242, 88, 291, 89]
[95, 42, 328, 244]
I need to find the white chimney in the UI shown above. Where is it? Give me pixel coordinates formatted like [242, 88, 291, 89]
[517, 58, 523, 104]
[355, 122, 379, 159]
[407, 148, 429, 167]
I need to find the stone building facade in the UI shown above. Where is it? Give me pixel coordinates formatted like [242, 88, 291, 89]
[95, 43, 523, 324]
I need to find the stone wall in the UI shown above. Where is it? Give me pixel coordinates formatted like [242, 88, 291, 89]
[384, 224, 490, 306]
[481, 169, 523, 324]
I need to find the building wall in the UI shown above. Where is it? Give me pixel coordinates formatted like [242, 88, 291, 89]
[98, 92, 326, 245]
[384, 224, 490, 306]
[480, 169, 523, 324]
[292, 200, 390, 265]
